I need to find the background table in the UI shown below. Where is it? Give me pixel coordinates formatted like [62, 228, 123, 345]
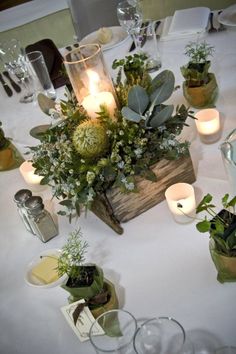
[0, 25, 236, 354]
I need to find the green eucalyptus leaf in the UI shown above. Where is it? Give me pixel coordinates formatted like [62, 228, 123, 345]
[128, 85, 149, 114]
[121, 106, 142, 122]
[149, 70, 175, 107]
[196, 220, 211, 232]
[148, 105, 174, 128]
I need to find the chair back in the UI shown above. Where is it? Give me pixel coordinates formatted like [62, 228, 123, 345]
[67, 0, 120, 40]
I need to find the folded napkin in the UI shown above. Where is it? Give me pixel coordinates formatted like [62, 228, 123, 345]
[25, 39, 69, 89]
[161, 7, 210, 41]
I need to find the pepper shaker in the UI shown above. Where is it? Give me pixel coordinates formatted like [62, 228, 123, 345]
[14, 189, 35, 234]
[24, 196, 58, 242]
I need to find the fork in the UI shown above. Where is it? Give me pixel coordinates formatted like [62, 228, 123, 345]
[208, 12, 217, 33]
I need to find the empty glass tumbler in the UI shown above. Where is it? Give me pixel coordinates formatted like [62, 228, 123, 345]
[26, 51, 56, 100]
[89, 309, 137, 353]
[133, 317, 186, 354]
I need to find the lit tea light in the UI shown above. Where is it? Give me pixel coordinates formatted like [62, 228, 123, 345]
[81, 69, 116, 119]
[195, 108, 220, 143]
[19, 161, 46, 192]
[165, 183, 196, 223]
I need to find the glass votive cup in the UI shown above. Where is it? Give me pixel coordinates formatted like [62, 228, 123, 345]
[19, 161, 46, 192]
[133, 317, 186, 354]
[195, 108, 221, 144]
[89, 309, 137, 353]
[165, 183, 196, 224]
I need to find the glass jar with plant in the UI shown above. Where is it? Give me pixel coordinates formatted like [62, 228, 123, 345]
[195, 193, 236, 283]
[181, 41, 218, 108]
[58, 229, 118, 318]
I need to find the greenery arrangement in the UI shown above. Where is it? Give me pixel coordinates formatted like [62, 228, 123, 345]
[31, 54, 193, 218]
[181, 41, 215, 87]
[196, 193, 236, 257]
[58, 229, 118, 316]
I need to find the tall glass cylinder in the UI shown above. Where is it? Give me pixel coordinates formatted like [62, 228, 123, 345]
[64, 44, 117, 119]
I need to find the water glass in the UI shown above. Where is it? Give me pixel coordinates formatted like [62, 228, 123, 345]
[26, 51, 56, 100]
[0, 38, 34, 103]
[89, 309, 137, 353]
[117, 0, 143, 49]
[133, 317, 186, 354]
[136, 21, 162, 72]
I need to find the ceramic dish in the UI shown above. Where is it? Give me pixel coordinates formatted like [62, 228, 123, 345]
[25, 248, 68, 288]
[218, 4, 236, 26]
[80, 26, 129, 51]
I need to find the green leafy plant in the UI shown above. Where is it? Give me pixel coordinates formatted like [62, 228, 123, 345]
[181, 41, 215, 87]
[196, 193, 236, 256]
[57, 229, 89, 284]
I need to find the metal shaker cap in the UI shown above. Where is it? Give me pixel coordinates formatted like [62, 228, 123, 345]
[24, 196, 44, 215]
[14, 189, 32, 205]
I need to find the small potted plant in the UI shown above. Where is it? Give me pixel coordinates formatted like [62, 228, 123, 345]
[58, 229, 118, 318]
[196, 193, 236, 283]
[181, 41, 218, 108]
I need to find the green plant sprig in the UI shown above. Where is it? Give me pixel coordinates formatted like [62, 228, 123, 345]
[196, 193, 236, 256]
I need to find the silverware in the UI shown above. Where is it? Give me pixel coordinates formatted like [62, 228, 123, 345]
[0, 73, 13, 97]
[208, 12, 217, 33]
[154, 20, 161, 38]
[3, 71, 21, 93]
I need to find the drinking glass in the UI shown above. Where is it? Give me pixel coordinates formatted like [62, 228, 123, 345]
[89, 309, 137, 353]
[26, 51, 56, 100]
[117, 0, 143, 50]
[133, 317, 186, 354]
[0, 39, 34, 103]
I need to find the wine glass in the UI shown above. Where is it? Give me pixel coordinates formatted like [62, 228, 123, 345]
[0, 39, 34, 103]
[117, 0, 143, 50]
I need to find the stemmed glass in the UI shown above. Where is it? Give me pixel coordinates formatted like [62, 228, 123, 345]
[0, 39, 34, 103]
[117, 0, 143, 51]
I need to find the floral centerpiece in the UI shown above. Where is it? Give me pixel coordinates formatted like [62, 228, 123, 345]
[31, 51, 195, 234]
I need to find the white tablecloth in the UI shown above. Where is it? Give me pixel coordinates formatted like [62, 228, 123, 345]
[0, 26, 236, 354]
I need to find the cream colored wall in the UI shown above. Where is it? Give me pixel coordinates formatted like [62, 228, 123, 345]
[0, 9, 75, 48]
[140, 0, 236, 19]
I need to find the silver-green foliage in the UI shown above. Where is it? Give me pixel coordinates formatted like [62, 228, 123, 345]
[121, 70, 175, 129]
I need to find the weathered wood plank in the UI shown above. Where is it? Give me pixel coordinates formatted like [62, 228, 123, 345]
[105, 155, 196, 223]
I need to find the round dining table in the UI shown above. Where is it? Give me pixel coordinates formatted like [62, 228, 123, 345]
[0, 16, 236, 354]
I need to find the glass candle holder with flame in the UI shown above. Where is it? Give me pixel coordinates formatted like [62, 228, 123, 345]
[64, 44, 117, 119]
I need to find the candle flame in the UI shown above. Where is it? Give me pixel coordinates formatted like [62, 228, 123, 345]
[87, 69, 99, 95]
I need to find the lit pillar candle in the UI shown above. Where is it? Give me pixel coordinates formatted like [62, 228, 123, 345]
[19, 161, 46, 192]
[165, 183, 196, 223]
[81, 69, 116, 119]
[195, 108, 220, 144]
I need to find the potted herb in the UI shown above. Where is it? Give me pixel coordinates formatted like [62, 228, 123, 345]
[196, 193, 236, 283]
[58, 229, 118, 318]
[181, 41, 218, 108]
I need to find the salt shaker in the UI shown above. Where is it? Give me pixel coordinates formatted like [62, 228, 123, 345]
[13, 189, 35, 234]
[24, 196, 58, 242]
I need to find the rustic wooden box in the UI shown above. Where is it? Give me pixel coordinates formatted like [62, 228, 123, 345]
[91, 155, 196, 234]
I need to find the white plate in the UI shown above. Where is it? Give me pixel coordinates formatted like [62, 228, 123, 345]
[80, 26, 129, 51]
[218, 4, 236, 26]
[25, 248, 68, 288]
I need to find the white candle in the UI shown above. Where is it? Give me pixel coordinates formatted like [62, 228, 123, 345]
[19, 161, 46, 192]
[165, 183, 196, 223]
[82, 91, 116, 119]
[81, 69, 116, 119]
[195, 108, 220, 143]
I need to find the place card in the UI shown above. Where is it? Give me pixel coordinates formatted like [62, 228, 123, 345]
[61, 299, 104, 342]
